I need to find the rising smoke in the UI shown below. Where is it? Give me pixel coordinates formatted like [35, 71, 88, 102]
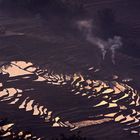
[77, 20, 123, 64]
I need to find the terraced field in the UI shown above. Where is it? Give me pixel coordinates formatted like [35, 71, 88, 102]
[0, 1, 140, 139]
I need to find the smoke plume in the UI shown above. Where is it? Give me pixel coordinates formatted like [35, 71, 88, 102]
[77, 20, 123, 64]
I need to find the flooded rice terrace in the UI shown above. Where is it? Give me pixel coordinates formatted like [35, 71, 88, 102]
[0, 0, 140, 140]
[0, 59, 140, 140]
